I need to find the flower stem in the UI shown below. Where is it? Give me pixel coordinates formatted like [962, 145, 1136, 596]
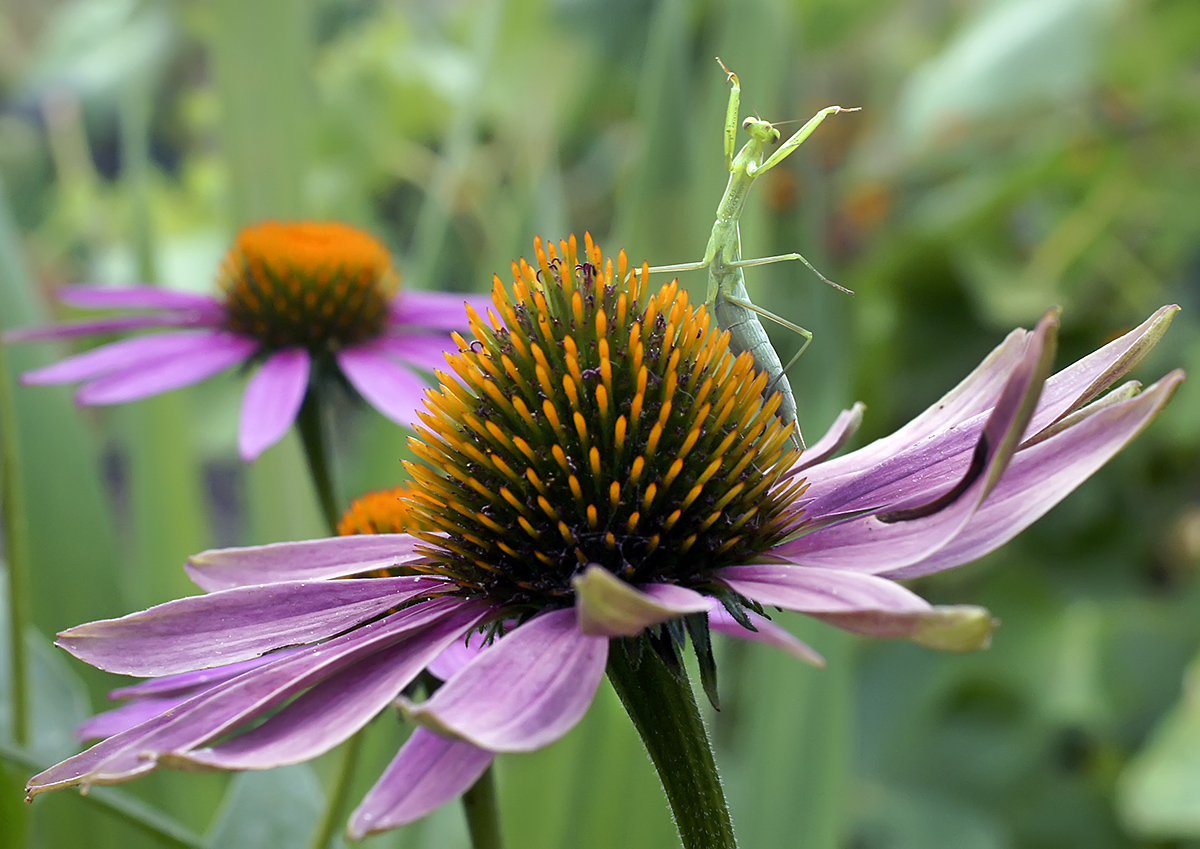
[294, 390, 341, 534]
[607, 637, 739, 849]
[0, 340, 31, 747]
[461, 764, 504, 849]
[306, 731, 362, 849]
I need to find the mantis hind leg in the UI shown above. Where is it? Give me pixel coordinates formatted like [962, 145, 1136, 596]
[722, 294, 813, 391]
[726, 252, 854, 295]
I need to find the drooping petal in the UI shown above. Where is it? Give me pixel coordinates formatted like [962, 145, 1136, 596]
[348, 728, 495, 839]
[77, 695, 193, 742]
[573, 565, 709, 636]
[186, 534, 425, 591]
[28, 598, 468, 795]
[367, 334, 459, 374]
[238, 348, 311, 461]
[336, 347, 429, 427]
[716, 564, 931, 616]
[165, 601, 490, 770]
[57, 575, 444, 676]
[775, 310, 1058, 570]
[55, 286, 223, 312]
[390, 291, 492, 330]
[75, 333, 257, 404]
[19, 331, 230, 385]
[4, 313, 218, 343]
[109, 653, 289, 700]
[793, 403, 864, 472]
[404, 608, 608, 752]
[707, 604, 825, 667]
[884, 371, 1185, 579]
[426, 631, 488, 681]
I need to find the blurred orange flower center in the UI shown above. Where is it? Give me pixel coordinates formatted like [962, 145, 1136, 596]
[220, 221, 401, 351]
[338, 486, 421, 536]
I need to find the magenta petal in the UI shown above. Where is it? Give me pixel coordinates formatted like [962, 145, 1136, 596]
[348, 728, 495, 838]
[186, 534, 425, 591]
[238, 348, 311, 461]
[793, 403, 865, 472]
[427, 631, 488, 681]
[57, 575, 444, 676]
[573, 565, 709, 636]
[369, 334, 459, 374]
[405, 608, 607, 752]
[56, 286, 222, 312]
[170, 602, 490, 770]
[77, 695, 193, 742]
[76, 333, 257, 404]
[716, 564, 931, 615]
[887, 371, 1185, 579]
[5, 313, 217, 343]
[19, 331, 228, 385]
[109, 653, 288, 701]
[390, 290, 491, 330]
[707, 604, 825, 667]
[336, 347, 429, 427]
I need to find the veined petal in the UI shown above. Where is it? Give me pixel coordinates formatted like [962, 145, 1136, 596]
[77, 695, 192, 742]
[5, 313, 218, 343]
[186, 534, 425, 591]
[76, 333, 256, 405]
[336, 347, 428, 427]
[573, 565, 709, 636]
[707, 604, 824, 667]
[238, 348, 311, 461]
[390, 291, 491, 330]
[369, 334, 460, 374]
[110, 653, 288, 700]
[885, 371, 1185, 579]
[427, 631, 488, 681]
[166, 601, 490, 770]
[404, 608, 607, 752]
[56, 286, 223, 312]
[348, 728, 495, 838]
[57, 576, 444, 676]
[793, 403, 865, 472]
[19, 331, 229, 385]
[715, 564, 931, 615]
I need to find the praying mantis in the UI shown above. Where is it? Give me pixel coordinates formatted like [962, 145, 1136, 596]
[648, 58, 858, 449]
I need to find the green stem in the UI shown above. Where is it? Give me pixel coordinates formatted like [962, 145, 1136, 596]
[306, 732, 362, 849]
[0, 339, 31, 746]
[294, 390, 341, 534]
[461, 765, 503, 849]
[607, 637, 739, 849]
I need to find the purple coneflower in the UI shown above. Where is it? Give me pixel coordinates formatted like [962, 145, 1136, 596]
[5, 221, 486, 461]
[25, 236, 1182, 847]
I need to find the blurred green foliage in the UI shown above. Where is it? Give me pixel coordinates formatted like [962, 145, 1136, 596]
[1, 0, 1197, 847]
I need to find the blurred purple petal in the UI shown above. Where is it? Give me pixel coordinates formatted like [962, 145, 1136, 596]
[57, 576, 445, 676]
[169, 601, 490, 769]
[76, 333, 257, 405]
[348, 728, 494, 838]
[427, 631, 488, 681]
[368, 334, 459, 374]
[186, 535, 426, 591]
[56, 286, 222, 312]
[336, 347, 428, 427]
[716, 564, 931, 615]
[390, 290, 490, 330]
[238, 348, 311, 461]
[20, 331, 228, 385]
[573, 565, 709, 636]
[886, 371, 1185, 579]
[707, 604, 824, 667]
[793, 403, 865, 472]
[818, 604, 997, 650]
[405, 608, 607, 752]
[4, 313, 218, 343]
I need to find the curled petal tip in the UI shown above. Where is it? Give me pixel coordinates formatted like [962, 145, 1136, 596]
[909, 605, 998, 652]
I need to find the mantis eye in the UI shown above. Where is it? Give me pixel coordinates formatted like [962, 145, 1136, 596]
[771, 128, 781, 144]
[742, 117, 755, 130]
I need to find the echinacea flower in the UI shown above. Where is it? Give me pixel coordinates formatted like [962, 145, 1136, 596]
[25, 236, 1182, 841]
[5, 221, 489, 460]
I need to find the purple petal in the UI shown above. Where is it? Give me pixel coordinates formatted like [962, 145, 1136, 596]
[572, 565, 709, 636]
[716, 564, 931, 615]
[793, 403, 865, 472]
[886, 371, 1185, 579]
[75, 333, 257, 404]
[348, 728, 494, 838]
[776, 311, 1058, 570]
[77, 695, 193, 742]
[109, 653, 288, 700]
[707, 604, 825, 667]
[426, 631, 488, 681]
[5, 313, 218, 343]
[238, 348, 311, 461]
[19, 331, 230, 385]
[57, 575, 445, 676]
[404, 608, 607, 752]
[369, 334, 459, 374]
[167, 601, 490, 770]
[336, 347, 429, 427]
[390, 291, 491, 330]
[28, 599, 469, 794]
[186, 534, 427, 592]
[56, 286, 222, 312]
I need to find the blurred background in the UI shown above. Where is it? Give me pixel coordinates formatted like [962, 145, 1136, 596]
[1, 0, 1198, 847]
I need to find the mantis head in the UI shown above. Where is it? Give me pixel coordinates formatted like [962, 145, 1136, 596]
[742, 116, 781, 145]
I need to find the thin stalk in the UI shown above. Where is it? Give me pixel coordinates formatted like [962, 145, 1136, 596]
[0, 338, 31, 746]
[306, 732, 362, 849]
[294, 390, 341, 534]
[461, 764, 503, 849]
[607, 637, 739, 849]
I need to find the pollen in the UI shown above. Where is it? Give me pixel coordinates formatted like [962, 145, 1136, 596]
[405, 234, 802, 608]
[221, 221, 399, 351]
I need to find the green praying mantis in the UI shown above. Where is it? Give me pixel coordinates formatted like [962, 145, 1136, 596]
[648, 58, 858, 449]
